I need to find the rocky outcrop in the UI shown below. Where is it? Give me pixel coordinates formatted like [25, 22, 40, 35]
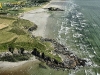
[44, 7, 64, 11]
[40, 38, 87, 69]
[32, 48, 41, 57]
[0, 37, 86, 69]
[28, 24, 37, 31]
[0, 48, 32, 62]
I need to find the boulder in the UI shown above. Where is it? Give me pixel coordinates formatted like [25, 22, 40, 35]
[31, 48, 40, 57]
[44, 56, 51, 62]
[41, 52, 45, 59]
[53, 59, 59, 65]
[78, 59, 87, 66]
[20, 48, 25, 54]
[31, 48, 37, 55]
[8, 47, 14, 53]
[28, 25, 37, 31]
[13, 49, 19, 55]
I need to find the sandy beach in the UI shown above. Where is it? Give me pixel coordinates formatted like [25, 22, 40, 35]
[0, 56, 40, 75]
[0, 56, 36, 70]
[21, 0, 62, 37]
[21, 5, 50, 37]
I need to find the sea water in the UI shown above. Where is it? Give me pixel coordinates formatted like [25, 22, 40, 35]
[45, 0, 100, 75]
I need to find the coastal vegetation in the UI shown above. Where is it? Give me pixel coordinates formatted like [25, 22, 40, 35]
[0, 15, 62, 63]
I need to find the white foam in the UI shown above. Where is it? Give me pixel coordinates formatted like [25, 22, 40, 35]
[97, 73, 100, 75]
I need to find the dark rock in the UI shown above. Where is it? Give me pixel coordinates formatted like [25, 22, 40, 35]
[28, 24, 37, 31]
[31, 48, 40, 57]
[9, 47, 14, 54]
[36, 50, 41, 57]
[31, 48, 37, 56]
[53, 59, 59, 65]
[45, 56, 51, 62]
[47, 7, 64, 11]
[20, 48, 25, 54]
[78, 59, 87, 66]
[41, 52, 45, 59]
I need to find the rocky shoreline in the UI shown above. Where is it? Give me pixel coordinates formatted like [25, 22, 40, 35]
[40, 38, 87, 69]
[0, 37, 86, 69]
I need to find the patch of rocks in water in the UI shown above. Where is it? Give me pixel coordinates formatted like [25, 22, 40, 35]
[40, 38, 87, 69]
[44, 7, 64, 11]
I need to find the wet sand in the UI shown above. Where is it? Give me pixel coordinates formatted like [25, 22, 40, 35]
[21, 6, 49, 37]
[0, 57, 40, 75]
